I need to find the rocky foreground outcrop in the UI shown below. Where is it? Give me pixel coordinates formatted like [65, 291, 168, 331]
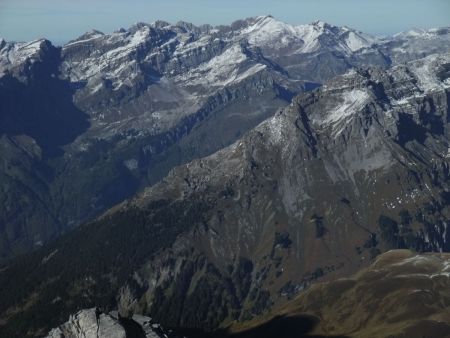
[46, 308, 169, 338]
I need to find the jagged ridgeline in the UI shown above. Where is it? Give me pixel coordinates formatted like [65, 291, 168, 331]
[1, 48, 450, 337]
[1, 17, 450, 262]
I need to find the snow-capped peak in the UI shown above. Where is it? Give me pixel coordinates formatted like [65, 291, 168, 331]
[311, 20, 329, 29]
[151, 20, 171, 29]
[0, 38, 50, 76]
[394, 28, 428, 39]
[237, 16, 378, 54]
[393, 27, 450, 40]
[240, 15, 300, 46]
[84, 29, 105, 37]
[0, 39, 47, 62]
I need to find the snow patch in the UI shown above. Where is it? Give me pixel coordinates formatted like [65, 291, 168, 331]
[324, 89, 370, 124]
[64, 34, 104, 47]
[345, 31, 372, 51]
[124, 159, 139, 171]
[411, 54, 450, 92]
[296, 24, 323, 53]
[41, 249, 59, 264]
[266, 113, 287, 145]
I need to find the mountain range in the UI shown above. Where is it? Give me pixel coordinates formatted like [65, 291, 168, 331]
[1, 16, 450, 338]
[1, 16, 450, 261]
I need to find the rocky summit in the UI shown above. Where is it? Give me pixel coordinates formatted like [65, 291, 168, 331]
[1, 47, 450, 337]
[1, 16, 450, 262]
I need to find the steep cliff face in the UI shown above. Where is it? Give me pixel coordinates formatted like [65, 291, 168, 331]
[1, 17, 450, 261]
[1, 53, 450, 337]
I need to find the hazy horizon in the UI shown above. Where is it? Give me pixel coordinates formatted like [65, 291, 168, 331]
[1, 0, 450, 45]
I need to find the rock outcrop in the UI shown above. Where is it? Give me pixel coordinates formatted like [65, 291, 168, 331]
[46, 308, 169, 338]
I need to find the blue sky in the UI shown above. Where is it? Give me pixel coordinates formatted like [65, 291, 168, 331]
[1, 0, 449, 45]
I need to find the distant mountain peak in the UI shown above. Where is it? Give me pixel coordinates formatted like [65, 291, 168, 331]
[254, 14, 275, 22]
[85, 29, 104, 36]
[311, 20, 329, 28]
[0, 38, 52, 75]
[394, 27, 428, 38]
[151, 20, 171, 29]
